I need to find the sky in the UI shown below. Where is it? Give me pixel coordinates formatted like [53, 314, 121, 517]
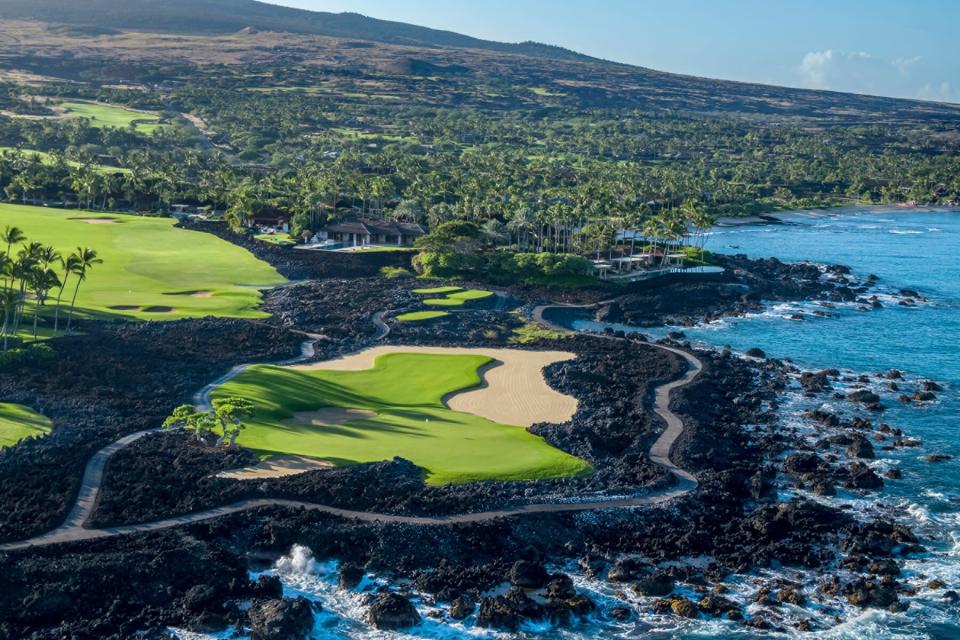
[267, 0, 960, 103]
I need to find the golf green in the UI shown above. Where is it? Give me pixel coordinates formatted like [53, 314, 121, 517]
[213, 352, 591, 484]
[396, 310, 449, 322]
[60, 101, 163, 134]
[422, 289, 494, 307]
[0, 403, 51, 449]
[0, 204, 286, 320]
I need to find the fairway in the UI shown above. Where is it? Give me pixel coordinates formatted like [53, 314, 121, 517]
[421, 288, 494, 307]
[60, 101, 164, 134]
[396, 310, 449, 322]
[214, 352, 591, 484]
[0, 403, 51, 449]
[0, 204, 285, 320]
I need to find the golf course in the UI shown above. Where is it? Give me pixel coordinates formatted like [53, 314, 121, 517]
[415, 287, 494, 307]
[213, 350, 591, 484]
[0, 402, 51, 448]
[0, 203, 285, 320]
[59, 101, 165, 134]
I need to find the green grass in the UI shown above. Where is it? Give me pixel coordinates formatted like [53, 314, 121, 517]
[254, 232, 296, 246]
[396, 310, 449, 322]
[0, 402, 51, 448]
[380, 266, 413, 279]
[413, 286, 463, 295]
[0, 204, 286, 320]
[214, 352, 591, 484]
[0, 147, 130, 174]
[509, 321, 569, 345]
[422, 289, 494, 307]
[59, 101, 164, 134]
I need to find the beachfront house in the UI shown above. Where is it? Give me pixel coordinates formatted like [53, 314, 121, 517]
[316, 218, 426, 248]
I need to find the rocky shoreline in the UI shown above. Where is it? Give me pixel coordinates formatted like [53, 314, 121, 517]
[0, 249, 947, 638]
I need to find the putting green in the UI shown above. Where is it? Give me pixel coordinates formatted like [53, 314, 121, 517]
[0, 204, 285, 320]
[214, 352, 591, 484]
[396, 311, 449, 322]
[60, 101, 164, 134]
[422, 289, 493, 307]
[413, 286, 462, 294]
[0, 403, 51, 448]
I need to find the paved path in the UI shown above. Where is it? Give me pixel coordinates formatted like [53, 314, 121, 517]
[0, 303, 701, 551]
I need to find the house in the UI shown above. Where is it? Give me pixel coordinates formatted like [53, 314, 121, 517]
[252, 207, 291, 232]
[317, 218, 426, 247]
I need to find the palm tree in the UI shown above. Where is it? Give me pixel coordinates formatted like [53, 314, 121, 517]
[53, 254, 80, 334]
[29, 267, 61, 341]
[0, 288, 17, 351]
[1, 225, 25, 290]
[65, 247, 103, 333]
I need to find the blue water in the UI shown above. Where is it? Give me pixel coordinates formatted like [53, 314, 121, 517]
[576, 208, 960, 638]
[179, 208, 960, 640]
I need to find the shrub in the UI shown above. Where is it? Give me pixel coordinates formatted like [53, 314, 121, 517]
[0, 344, 56, 371]
[380, 266, 413, 279]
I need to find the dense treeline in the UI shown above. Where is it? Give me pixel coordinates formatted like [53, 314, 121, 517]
[2, 76, 960, 253]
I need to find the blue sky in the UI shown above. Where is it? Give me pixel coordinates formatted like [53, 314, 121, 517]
[268, 0, 959, 102]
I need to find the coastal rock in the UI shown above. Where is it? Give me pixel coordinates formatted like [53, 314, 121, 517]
[449, 596, 475, 620]
[745, 348, 766, 359]
[844, 578, 899, 609]
[633, 573, 675, 597]
[248, 597, 315, 640]
[847, 390, 881, 405]
[653, 596, 698, 618]
[477, 587, 544, 630]
[845, 436, 875, 459]
[698, 593, 738, 616]
[844, 462, 884, 490]
[339, 564, 365, 590]
[926, 454, 952, 463]
[367, 592, 421, 630]
[509, 560, 549, 589]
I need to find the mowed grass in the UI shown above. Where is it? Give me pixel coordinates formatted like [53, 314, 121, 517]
[0, 147, 130, 174]
[60, 101, 164, 134]
[214, 352, 591, 484]
[0, 403, 51, 449]
[396, 310, 449, 322]
[412, 286, 463, 295]
[423, 289, 494, 307]
[0, 204, 286, 320]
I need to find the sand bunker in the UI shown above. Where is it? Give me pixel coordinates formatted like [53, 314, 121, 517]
[70, 217, 118, 224]
[216, 455, 333, 480]
[290, 407, 377, 426]
[293, 346, 578, 427]
[141, 306, 173, 313]
[165, 290, 214, 298]
[109, 305, 139, 311]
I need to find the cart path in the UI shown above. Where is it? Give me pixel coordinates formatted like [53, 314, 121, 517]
[0, 304, 701, 551]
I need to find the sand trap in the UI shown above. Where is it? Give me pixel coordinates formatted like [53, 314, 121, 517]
[216, 455, 333, 480]
[70, 218, 118, 224]
[293, 346, 578, 427]
[142, 306, 173, 313]
[109, 305, 139, 311]
[165, 290, 214, 298]
[290, 407, 377, 426]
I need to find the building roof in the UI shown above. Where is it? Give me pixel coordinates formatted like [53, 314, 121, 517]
[324, 219, 426, 237]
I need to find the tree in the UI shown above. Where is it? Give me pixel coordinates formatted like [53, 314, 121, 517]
[162, 404, 217, 442]
[212, 397, 255, 447]
[65, 247, 103, 333]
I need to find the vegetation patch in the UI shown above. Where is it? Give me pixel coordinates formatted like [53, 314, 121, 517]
[412, 285, 463, 294]
[395, 310, 449, 322]
[59, 101, 163, 134]
[0, 402, 51, 449]
[213, 352, 590, 484]
[509, 321, 570, 345]
[379, 266, 412, 279]
[422, 288, 493, 307]
[0, 204, 285, 320]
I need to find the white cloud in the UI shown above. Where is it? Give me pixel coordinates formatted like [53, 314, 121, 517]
[797, 49, 959, 103]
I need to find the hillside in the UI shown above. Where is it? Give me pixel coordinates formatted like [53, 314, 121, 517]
[0, 0, 592, 62]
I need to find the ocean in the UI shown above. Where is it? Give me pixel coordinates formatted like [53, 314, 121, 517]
[175, 207, 959, 639]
